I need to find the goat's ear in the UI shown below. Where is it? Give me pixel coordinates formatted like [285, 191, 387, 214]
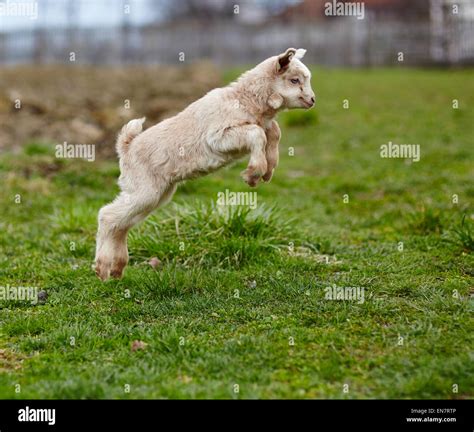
[268, 93, 284, 109]
[295, 48, 307, 60]
[277, 48, 297, 72]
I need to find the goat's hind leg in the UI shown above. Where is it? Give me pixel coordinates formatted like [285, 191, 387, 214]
[95, 193, 144, 281]
[95, 183, 177, 281]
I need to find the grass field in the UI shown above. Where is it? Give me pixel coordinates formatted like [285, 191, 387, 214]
[0, 67, 473, 399]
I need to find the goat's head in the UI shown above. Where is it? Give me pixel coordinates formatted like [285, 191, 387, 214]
[267, 48, 315, 111]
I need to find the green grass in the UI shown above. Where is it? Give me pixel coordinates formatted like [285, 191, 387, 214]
[0, 67, 473, 399]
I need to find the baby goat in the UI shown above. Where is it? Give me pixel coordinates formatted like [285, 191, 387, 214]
[95, 48, 315, 280]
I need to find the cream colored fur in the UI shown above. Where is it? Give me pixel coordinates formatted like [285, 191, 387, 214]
[95, 48, 315, 280]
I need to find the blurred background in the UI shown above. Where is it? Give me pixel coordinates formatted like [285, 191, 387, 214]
[0, 0, 473, 154]
[1, 0, 473, 66]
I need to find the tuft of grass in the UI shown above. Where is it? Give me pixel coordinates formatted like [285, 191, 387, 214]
[129, 202, 317, 268]
[407, 207, 444, 235]
[445, 215, 474, 253]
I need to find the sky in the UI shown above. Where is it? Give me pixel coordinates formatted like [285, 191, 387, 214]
[0, 0, 302, 32]
[0, 0, 158, 31]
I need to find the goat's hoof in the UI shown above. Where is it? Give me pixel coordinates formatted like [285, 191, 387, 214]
[95, 258, 111, 281]
[246, 177, 260, 187]
[110, 259, 127, 279]
[243, 174, 260, 187]
[241, 166, 264, 187]
[262, 169, 274, 183]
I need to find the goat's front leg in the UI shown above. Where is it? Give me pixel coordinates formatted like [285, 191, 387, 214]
[242, 125, 268, 187]
[218, 124, 267, 187]
[262, 120, 281, 182]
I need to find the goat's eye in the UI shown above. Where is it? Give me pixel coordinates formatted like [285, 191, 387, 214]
[290, 78, 300, 84]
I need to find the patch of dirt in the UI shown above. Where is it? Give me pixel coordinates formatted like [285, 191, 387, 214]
[0, 348, 25, 372]
[0, 63, 221, 158]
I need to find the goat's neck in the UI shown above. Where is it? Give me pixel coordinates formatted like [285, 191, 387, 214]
[234, 78, 277, 124]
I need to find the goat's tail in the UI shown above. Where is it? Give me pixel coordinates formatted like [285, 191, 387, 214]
[116, 117, 146, 158]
